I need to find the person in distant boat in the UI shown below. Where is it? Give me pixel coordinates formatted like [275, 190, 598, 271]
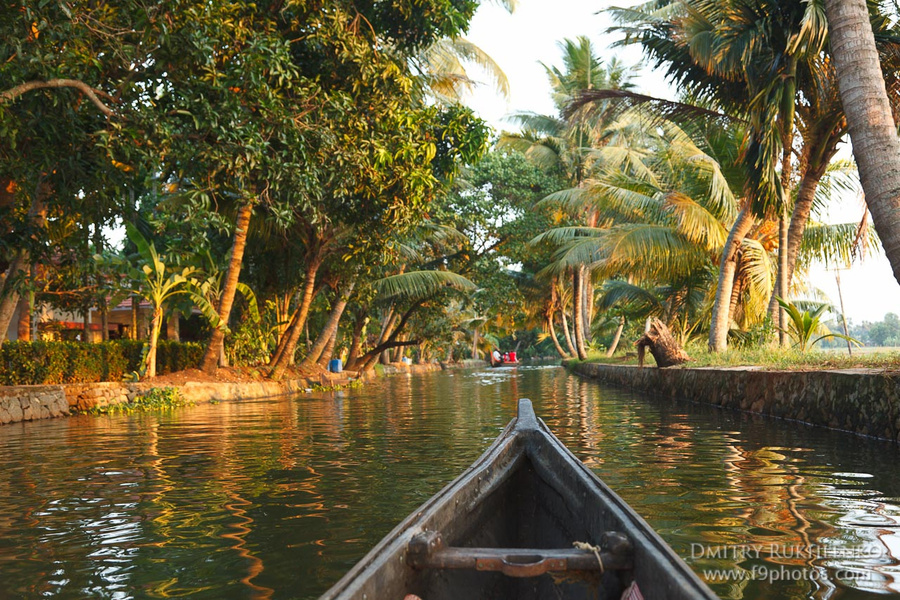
[502, 352, 510, 362]
[492, 349, 502, 365]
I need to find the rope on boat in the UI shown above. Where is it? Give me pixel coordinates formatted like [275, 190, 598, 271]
[573, 541, 605, 573]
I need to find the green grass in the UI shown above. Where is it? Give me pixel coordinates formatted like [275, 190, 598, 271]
[575, 345, 900, 372]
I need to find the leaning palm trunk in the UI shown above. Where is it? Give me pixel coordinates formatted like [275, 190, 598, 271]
[572, 269, 588, 359]
[303, 280, 355, 368]
[546, 313, 569, 358]
[317, 327, 340, 367]
[765, 159, 833, 318]
[378, 310, 398, 365]
[825, 0, 900, 284]
[560, 306, 577, 357]
[581, 272, 593, 346]
[269, 257, 323, 380]
[606, 316, 625, 357]
[345, 312, 367, 368]
[201, 200, 254, 374]
[354, 302, 423, 373]
[709, 207, 755, 352]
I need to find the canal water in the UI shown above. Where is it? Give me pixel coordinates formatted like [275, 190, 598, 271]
[1, 365, 899, 600]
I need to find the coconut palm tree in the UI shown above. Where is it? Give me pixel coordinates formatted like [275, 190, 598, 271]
[824, 0, 900, 287]
[532, 108, 870, 349]
[500, 37, 637, 358]
[609, 0, 859, 351]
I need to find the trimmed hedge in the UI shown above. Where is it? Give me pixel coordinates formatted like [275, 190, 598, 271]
[0, 340, 204, 385]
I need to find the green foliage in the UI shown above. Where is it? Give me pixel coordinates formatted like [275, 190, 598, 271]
[728, 320, 776, 349]
[776, 297, 860, 352]
[226, 299, 281, 367]
[0, 341, 201, 385]
[847, 313, 900, 347]
[83, 387, 193, 416]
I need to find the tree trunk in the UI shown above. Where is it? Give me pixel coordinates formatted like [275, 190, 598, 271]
[392, 334, 406, 362]
[825, 0, 900, 285]
[582, 271, 592, 346]
[200, 200, 254, 374]
[146, 307, 163, 379]
[0, 197, 46, 345]
[727, 266, 746, 325]
[303, 281, 354, 368]
[318, 325, 340, 367]
[637, 318, 691, 368]
[560, 308, 577, 357]
[131, 295, 140, 339]
[778, 208, 790, 346]
[100, 302, 109, 341]
[15, 295, 30, 341]
[766, 146, 837, 322]
[785, 160, 832, 286]
[546, 313, 569, 358]
[379, 310, 399, 365]
[346, 313, 367, 368]
[471, 326, 480, 360]
[606, 316, 625, 357]
[268, 257, 323, 380]
[355, 301, 423, 372]
[572, 269, 588, 359]
[709, 207, 755, 352]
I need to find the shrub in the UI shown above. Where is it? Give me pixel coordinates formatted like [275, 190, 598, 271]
[0, 340, 204, 385]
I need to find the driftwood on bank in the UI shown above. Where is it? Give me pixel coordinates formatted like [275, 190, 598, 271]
[636, 319, 690, 368]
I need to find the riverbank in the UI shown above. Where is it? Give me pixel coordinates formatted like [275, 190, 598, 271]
[0, 359, 489, 426]
[567, 361, 900, 442]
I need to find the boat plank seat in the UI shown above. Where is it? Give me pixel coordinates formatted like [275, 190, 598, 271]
[407, 530, 633, 577]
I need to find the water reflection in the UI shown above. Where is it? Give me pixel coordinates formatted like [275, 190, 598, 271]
[0, 365, 899, 599]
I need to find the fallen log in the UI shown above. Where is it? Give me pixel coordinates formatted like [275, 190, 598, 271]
[636, 319, 690, 368]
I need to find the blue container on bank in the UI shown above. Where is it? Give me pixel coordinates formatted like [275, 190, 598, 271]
[328, 359, 343, 373]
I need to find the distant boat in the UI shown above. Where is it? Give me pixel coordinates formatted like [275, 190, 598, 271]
[490, 351, 519, 367]
[320, 399, 718, 600]
[490, 358, 520, 368]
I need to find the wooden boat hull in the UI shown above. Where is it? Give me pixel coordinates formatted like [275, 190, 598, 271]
[320, 399, 718, 600]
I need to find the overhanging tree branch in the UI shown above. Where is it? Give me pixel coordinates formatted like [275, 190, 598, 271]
[1, 79, 115, 116]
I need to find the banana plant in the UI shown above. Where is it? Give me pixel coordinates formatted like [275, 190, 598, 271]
[775, 296, 860, 352]
[99, 224, 220, 378]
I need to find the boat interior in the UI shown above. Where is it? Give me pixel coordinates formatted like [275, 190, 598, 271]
[324, 400, 713, 600]
[408, 443, 637, 600]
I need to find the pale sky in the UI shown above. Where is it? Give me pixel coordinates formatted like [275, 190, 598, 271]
[463, 0, 900, 323]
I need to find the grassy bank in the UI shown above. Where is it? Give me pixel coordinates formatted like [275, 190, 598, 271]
[572, 346, 900, 372]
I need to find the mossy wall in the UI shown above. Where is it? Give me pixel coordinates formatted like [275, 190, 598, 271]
[569, 362, 900, 442]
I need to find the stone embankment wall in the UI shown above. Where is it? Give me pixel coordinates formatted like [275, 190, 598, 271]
[0, 379, 316, 426]
[0, 359, 490, 426]
[0, 386, 70, 424]
[569, 362, 900, 442]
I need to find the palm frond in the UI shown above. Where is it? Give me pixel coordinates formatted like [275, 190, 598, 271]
[375, 270, 475, 302]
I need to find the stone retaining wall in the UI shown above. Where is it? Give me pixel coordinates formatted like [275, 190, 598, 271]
[0, 378, 318, 426]
[0, 359, 492, 427]
[568, 362, 900, 442]
[0, 386, 70, 424]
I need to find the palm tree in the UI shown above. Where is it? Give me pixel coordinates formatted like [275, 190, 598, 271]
[824, 0, 900, 287]
[501, 37, 636, 358]
[610, 0, 853, 351]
